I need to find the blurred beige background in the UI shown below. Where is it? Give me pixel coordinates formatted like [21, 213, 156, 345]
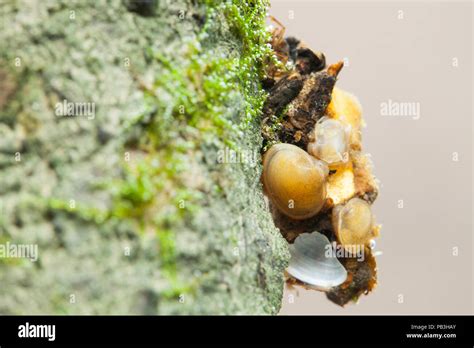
[270, 0, 473, 314]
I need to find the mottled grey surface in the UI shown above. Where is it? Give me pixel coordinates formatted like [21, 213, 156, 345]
[0, 0, 289, 314]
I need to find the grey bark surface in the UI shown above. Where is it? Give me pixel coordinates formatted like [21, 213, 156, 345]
[0, 0, 289, 314]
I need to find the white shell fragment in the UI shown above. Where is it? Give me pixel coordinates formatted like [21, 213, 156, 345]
[287, 232, 347, 290]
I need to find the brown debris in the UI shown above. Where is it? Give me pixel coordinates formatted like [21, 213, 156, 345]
[285, 37, 326, 75]
[327, 61, 344, 77]
[283, 63, 342, 148]
[326, 248, 377, 306]
[269, 199, 335, 244]
[261, 63, 342, 150]
[262, 73, 304, 122]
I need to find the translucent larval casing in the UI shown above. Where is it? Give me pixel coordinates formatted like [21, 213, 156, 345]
[307, 117, 350, 167]
[332, 197, 375, 252]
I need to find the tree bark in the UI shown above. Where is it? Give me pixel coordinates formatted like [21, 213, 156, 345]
[0, 0, 289, 314]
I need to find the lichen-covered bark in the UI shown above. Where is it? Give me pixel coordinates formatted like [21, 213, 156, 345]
[0, 0, 289, 314]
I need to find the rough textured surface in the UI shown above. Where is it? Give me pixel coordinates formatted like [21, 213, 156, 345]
[0, 0, 289, 314]
[260, 36, 342, 153]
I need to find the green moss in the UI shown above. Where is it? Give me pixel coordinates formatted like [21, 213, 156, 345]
[47, 198, 110, 224]
[217, 0, 279, 124]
